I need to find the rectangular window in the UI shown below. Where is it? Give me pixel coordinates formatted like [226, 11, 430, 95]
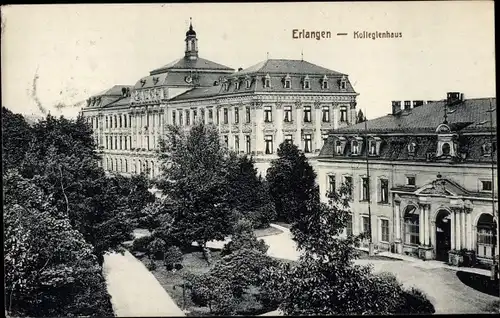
[362, 177, 369, 201]
[106, 117, 109, 128]
[285, 80, 291, 89]
[129, 136, 132, 149]
[123, 115, 127, 128]
[369, 140, 377, 155]
[381, 219, 389, 242]
[223, 135, 228, 147]
[340, 106, 348, 123]
[193, 110, 197, 123]
[234, 107, 239, 124]
[285, 134, 293, 144]
[179, 111, 183, 126]
[304, 134, 312, 153]
[246, 135, 251, 154]
[322, 134, 329, 146]
[322, 106, 330, 122]
[234, 135, 239, 151]
[265, 78, 270, 88]
[322, 81, 328, 89]
[344, 176, 353, 197]
[223, 108, 228, 124]
[407, 176, 416, 186]
[328, 175, 336, 194]
[264, 106, 272, 123]
[186, 110, 190, 125]
[481, 180, 493, 191]
[246, 107, 251, 123]
[209, 109, 213, 120]
[124, 137, 128, 150]
[265, 135, 273, 154]
[115, 116, 118, 128]
[362, 216, 370, 235]
[106, 136, 109, 149]
[216, 109, 220, 125]
[304, 80, 310, 89]
[119, 116, 122, 128]
[303, 106, 311, 122]
[284, 106, 292, 122]
[346, 214, 353, 236]
[201, 109, 205, 123]
[380, 179, 389, 203]
[246, 80, 251, 89]
[114, 136, 117, 150]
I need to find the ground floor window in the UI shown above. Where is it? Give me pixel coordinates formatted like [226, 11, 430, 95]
[380, 219, 389, 242]
[346, 214, 353, 236]
[477, 213, 497, 259]
[362, 215, 370, 235]
[404, 205, 419, 245]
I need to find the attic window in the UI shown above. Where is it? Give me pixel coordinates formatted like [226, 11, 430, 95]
[368, 140, 377, 155]
[264, 74, 271, 88]
[336, 140, 343, 154]
[408, 142, 416, 155]
[482, 142, 492, 156]
[246, 79, 251, 89]
[340, 75, 347, 90]
[235, 81, 240, 90]
[140, 79, 146, 87]
[303, 75, 310, 89]
[153, 77, 159, 85]
[351, 140, 360, 155]
[284, 74, 291, 89]
[322, 75, 328, 89]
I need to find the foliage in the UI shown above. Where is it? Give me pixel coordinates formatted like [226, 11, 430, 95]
[266, 142, 318, 223]
[163, 246, 183, 270]
[3, 171, 113, 317]
[17, 114, 134, 263]
[221, 218, 268, 257]
[265, 182, 434, 315]
[132, 235, 154, 253]
[186, 273, 237, 315]
[148, 238, 167, 260]
[2, 107, 33, 173]
[156, 123, 237, 251]
[356, 109, 366, 123]
[399, 287, 435, 314]
[226, 155, 277, 228]
[146, 259, 157, 271]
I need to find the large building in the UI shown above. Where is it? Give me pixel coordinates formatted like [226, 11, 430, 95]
[80, 20, 358, 177]
[317, 93, 497, 265]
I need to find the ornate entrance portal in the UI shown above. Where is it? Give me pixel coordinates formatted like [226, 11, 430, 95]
[435, 210, 452, 261]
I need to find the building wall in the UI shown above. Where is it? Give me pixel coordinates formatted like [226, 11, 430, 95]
[316, 158, 498, 260]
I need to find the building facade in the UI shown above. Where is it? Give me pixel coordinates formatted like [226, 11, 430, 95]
[80, 21, 358, 177]
[317, 93, 498, 265]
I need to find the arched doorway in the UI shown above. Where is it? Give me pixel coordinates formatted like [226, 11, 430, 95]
[476, 214, 497, 260]
[435, 210, 452, 261]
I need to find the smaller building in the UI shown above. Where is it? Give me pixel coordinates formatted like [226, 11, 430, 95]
[317, 93, 498, 265]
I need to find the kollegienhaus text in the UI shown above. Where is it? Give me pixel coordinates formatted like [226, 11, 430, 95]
[354, 31, 403, 40]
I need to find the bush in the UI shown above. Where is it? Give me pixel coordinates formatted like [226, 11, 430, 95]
[132, 235, 153, 253]
[164, 246, 183, 270]
[187, 273, 237, 315]
[147, 238, 167, 260]
[146, 259, 157, 271]
[221, 218, 268, 257]
[399, 287, 435, 314]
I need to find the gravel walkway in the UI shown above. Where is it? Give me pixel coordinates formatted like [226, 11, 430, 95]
[102, 250, 185, 317]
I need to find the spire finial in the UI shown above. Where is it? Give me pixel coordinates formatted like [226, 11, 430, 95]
[443, 103, 448, 124]
[266, 52, 269, 60]
[301, 49, 304, 61]
[189, 17, 193, 29]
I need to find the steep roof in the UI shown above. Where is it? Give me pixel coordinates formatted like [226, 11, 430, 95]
[150, 57, 234, 75]
[334, 98, 496, 134]
[93, 85, 132, 97]
[233, 59, 346, 76]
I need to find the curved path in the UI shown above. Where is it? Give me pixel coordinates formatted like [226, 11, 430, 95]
[102, 250, 185, 317]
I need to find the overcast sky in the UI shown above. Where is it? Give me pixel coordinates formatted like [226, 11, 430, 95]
[1, 2, 495, 119]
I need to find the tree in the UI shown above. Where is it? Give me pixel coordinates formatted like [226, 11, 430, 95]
[221, 218, 268, 256]
[356, 109, 366, 124]
[4, 171, 113, 317]
[260, 184, 434, 315]
[266, 142, 318, 223]
[2, 107, 33, 173]
[18, 114, 133, 263]
[156, 123, 237, 258]
[226, 155, 276, 228]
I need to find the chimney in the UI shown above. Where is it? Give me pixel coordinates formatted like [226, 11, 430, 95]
[413, 100, 424, 108]
[404, 100, 412, 110]
[392, 101, 402, 114]
[446, 92, 462, 105]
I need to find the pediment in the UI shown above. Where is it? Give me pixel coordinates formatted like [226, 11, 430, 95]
[414, 178, 469, 197]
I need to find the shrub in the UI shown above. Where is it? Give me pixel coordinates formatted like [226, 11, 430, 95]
[132, 235, 153, 253]
[147, 238, 167, 260]
[187, 273, 237, 315]
[146, 259, 157, 271]
[221, 218, 268, 257]
[399, 287, 435, 314]
[164, 246, 183, 270]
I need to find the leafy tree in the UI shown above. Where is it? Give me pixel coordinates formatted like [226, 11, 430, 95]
[156, 123, 237, 258]
[186, 272, 237, 315]
[261, 184, 434, 315]
[18, 114, 133, 263]
[226, 155, 276, 228]
[4, 171, 113, 317]
[266, 142, 318, 223]
[115, 172, 156, 228]
[2, 107, 33, 173]
[221, 218, 268, 256]
[356, 109, 366, 124]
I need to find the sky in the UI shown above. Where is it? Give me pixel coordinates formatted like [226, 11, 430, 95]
[1, 2, 496, 120]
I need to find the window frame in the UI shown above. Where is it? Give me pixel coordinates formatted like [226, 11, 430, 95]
[303, 106, 312, 123]
[380, 218, 390, 243]
[284, 105, 293, 122]
[340, 106, 348, 123]
[379, 178, 389, 204]
[322, 106, 330, 122]
[304, 134, 312, 153]
[264, 106, 273, 123]
[264, 135, 274, 154]
[234, 107, 239, 124]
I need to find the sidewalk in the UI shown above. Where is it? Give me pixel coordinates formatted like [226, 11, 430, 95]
[357, 247, 492, 277]
[102, 250, 185, 317]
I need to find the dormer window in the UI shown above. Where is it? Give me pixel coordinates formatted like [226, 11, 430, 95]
[284, 74, 291, 89]
[340, 75, 347, 90]
[322, 75, 328, 89]
[368, 140, 377, 155]
[246, 78, 251, 89]
[408, 142, 416, 155]
[235, 81, 240, 90]
[482, 142, 492, 156]
[336, 140, 343, 154]
[153, 77, 159, 85]
[303, 75, 310, 89]
[264, 74, 271, 88]
[352, 140, 360, 155]
[442, 142, 451, 156]
[140, 79, 146, 87]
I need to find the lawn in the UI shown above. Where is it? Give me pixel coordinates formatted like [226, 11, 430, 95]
[355, 249, 403, 261]
[254, 226, 283, 238]
[139, 248, 273, 316]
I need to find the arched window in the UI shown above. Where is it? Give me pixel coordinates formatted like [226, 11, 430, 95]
[442, 143, 451, 155]
[476, 214, 497, 259]
[403, 205, 419, 245]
